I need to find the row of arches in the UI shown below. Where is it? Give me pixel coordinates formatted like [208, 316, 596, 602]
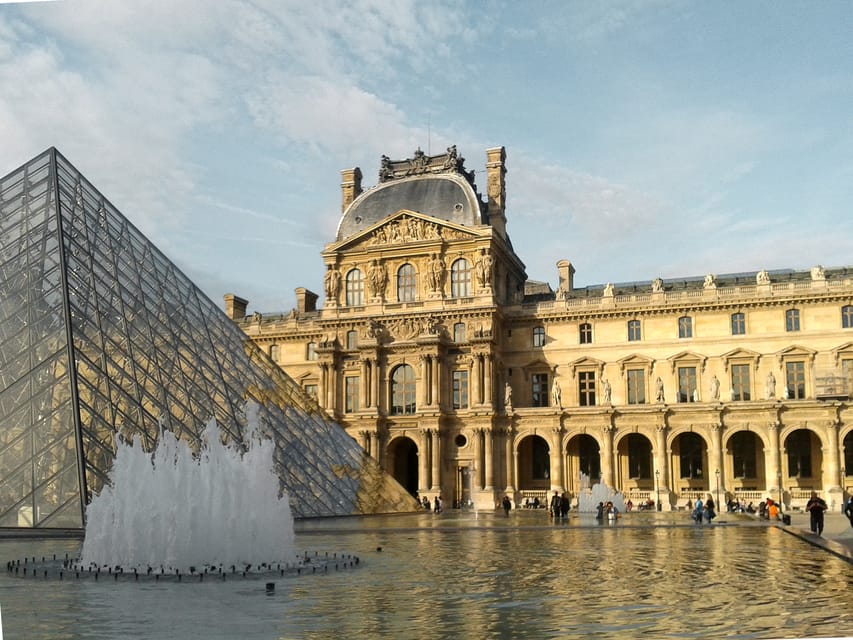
[383, 426, 853, 509]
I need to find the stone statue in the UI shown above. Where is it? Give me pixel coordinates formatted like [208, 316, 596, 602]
[704, 273, 716, 288]
[504, 382, 513, 408]
[324, 265, 341, 300]
[367, 259, 387, 298]
[710, 375, 720, 401]
[756, 269, 770, 285]
[811, 265, 825, 281]
[655, 377, 665, 403]
[379, 154, 393, 182]
[474, 249, 494, 289]
[652, 277, 663, 293]
[551, 379, 561, 407]
[766, 371, 776, 399]
[601, 378, 612, 404]
[428, 253, 446, 292]
[603, 282, 614, 297]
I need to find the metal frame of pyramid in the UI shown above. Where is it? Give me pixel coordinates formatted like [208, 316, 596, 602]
[0, 148, 417, 528]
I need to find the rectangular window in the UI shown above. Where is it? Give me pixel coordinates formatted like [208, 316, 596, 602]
[678, 366, 697, 402]
[304, 384, 318, 399]
[786, 309, 800, 332]
[452, 370, 469, 409]
[531, 373, 549, 407]
[627, 369, 645, 404]
[678, 316, 693, 339]
[843, 306, 853, 329]
[306, 342, 318, 361]
[579, 323, 592, 344]
[533, 326, 545, 347]
[731, 312, 745, 335]
[346, 330, 358, 350]
[731, 364, 751, 401]
[628, 369, 646, 404]
[345, 376, 359, 413]
[785, 361, 806, 399]
[453, 322, 466, 343]
[843, 359, 853, 396]
[578, 371, 596, 406]
[269, 344, 279, 361]
[627, 319, 641, 342]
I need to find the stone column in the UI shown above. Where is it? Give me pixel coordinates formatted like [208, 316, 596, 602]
[361, 359, 370, 409]
[483, 354, 493, 408]
[419, 430, 430, 495]
[826, 419, 841, 490]
[600, 425, 615, 488]
[431, 355, 441, 410]
[431, 429, 441, 492]
[710, 422, 724, 496]
[419, 355, 429, 408]
[472, 354, 482, 406]
[505, 427, 516, 492]
[551, 427, 564, 492]
[373, 357, 383, 415]
[655, 425, 669, 498]
[766, 421, 781, 493]
[473, 429, 483, 490]
[484, 427, 494, 490]
[318, 363, 327, 410]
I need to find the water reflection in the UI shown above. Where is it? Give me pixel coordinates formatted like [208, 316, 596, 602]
[2, 513, 853, 639]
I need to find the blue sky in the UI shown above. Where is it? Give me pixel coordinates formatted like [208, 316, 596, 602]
[1, 1, 852, 313]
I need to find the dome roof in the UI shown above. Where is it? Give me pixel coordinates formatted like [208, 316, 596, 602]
[336, 173, 485, 241]
[336, 150, 487, 241]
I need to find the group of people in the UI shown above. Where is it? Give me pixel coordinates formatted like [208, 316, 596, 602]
[549, 491, 572, 519]
[595, 501, 620, 521]
[689, 495, 717, 523]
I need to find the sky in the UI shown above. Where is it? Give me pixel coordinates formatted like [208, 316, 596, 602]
[1, 1, 852, 313]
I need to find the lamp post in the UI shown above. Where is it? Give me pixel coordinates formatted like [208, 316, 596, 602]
[655, 469, 661, 511]
[715, 468, 720, 513]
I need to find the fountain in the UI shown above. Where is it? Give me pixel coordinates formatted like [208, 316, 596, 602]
[79, 401, 298, 572]
[574, 472, 627, 514]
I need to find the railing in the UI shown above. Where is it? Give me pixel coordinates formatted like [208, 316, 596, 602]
[518, 489, 550, 505]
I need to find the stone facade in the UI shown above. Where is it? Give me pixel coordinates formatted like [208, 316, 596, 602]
[232, 146, 853, 512]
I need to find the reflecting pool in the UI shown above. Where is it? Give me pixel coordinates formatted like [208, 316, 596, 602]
[2, 511, 852, 639]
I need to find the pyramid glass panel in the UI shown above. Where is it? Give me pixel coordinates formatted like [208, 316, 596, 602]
[0, 149, 416, 528]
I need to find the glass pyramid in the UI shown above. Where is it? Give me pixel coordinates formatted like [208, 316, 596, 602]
[0, 148, 416, 528]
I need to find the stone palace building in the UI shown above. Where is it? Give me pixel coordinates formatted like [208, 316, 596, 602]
[230, 146, 853, 512]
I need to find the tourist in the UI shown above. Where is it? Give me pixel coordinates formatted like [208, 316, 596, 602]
[704, 495, 716, 522]
[434, 496, 442, 513]
[693, 498, 704, 523]
[625, 499, 633, 512]
[550, 491, 561, 518]
[685, 497, 694, 511]
[595, 502, 605, 521]
[533, 496, 541, 509]
[560, 493, 570, 518]
[746, 501, 755, 514]
[805, 491, 828, 536]
[845, 496, 853, 528]
[607, 501, 619, 522]
[502, 495, 512, 517]
[767, 499, 780, 521]
[422, 496, 429, 510]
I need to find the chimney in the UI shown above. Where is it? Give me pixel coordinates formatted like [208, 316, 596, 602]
[556, 260, 575, 294]
[223, 293, 248, 320]
[295, 287, 318, 314]
[485, 147, 507, 238]
[340, 167, 363, 213]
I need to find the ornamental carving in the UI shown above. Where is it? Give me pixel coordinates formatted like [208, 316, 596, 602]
[378, 145, 475, 185]
[364, 215, 474, 248]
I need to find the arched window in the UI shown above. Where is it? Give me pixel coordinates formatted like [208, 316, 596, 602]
[397, 264, 416, 302]
[345, 269, 364, 306]
[269, 344, 279, 361]
[453, 322, 466, 343]
[391, 364, 416, 415]
[451, 258, 471, 298]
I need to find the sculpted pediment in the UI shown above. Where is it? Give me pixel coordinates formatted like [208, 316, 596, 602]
[617, 354, 655, 375]
[667, 350, 707, 374]
[327, 210, 484, 253]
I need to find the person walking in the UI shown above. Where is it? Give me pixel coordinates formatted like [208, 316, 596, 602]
[550, 491, 561, 519]
[805, 491, 828, 536]
[845, 495, 853, 528]
[502, 495, 512, 517]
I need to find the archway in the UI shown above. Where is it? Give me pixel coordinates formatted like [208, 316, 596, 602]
[517, 434, 550, 492]
[726, 430, 765, 507]
[616, 433, 653, 497]
[388, 436, 419, 496]
[566, 434, 600, 492]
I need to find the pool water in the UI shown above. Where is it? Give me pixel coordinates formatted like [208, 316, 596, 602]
[1, 511, 851, 639]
